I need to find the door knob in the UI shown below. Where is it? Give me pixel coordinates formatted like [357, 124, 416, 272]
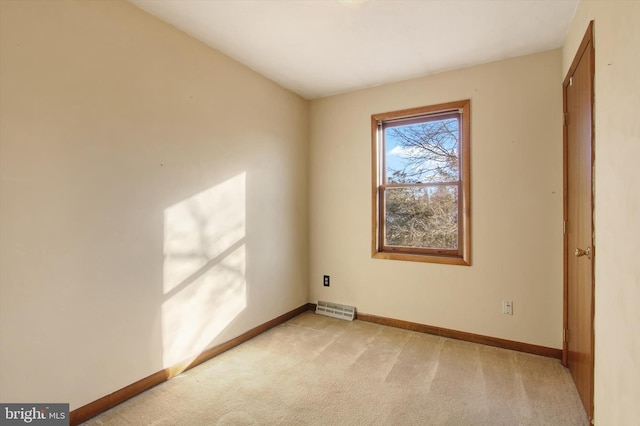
[575, 247, 591, 259]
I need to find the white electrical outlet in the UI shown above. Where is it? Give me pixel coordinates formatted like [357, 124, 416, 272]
[502, 300, 513, 315]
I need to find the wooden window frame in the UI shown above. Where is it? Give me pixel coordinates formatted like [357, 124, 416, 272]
[371, 100, 471, 265]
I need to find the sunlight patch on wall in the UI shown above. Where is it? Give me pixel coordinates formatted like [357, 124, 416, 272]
[162, 173, 247, 369]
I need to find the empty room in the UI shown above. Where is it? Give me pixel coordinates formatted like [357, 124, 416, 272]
[0, 0, 638, 425]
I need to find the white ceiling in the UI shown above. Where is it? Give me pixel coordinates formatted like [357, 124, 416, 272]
[130, 0, 578, 100]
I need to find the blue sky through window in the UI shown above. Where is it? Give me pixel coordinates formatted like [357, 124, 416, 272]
[384, 118, 459, 184]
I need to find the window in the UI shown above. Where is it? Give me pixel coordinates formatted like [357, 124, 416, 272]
[372, 100, 470, 265]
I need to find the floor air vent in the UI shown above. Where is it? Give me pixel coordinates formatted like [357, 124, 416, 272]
[315, 301, 356, 321]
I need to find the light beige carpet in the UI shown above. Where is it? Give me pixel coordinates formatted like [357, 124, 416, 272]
[84, 312, 589, 425]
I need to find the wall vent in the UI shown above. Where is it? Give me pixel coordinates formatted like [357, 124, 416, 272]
[315, 301, 356, 321]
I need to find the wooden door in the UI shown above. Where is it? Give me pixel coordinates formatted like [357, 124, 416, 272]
[563, 21, 594, 421]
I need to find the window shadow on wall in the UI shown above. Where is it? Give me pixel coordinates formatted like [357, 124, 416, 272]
[161, 172, 247, 371]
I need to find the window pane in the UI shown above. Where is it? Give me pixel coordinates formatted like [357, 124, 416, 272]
[384, 185, 458, 249]
[385, 118, 459, 184]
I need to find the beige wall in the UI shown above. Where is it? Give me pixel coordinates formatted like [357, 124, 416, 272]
[0, 0, 308, 410]
[562, 1, 640, 423]
[309, 50, 563, 348]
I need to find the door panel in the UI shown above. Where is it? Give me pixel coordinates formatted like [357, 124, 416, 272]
[564, 22, 594, 421]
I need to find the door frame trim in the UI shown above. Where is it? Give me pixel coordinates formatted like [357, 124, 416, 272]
[562, 20, 595, 419]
